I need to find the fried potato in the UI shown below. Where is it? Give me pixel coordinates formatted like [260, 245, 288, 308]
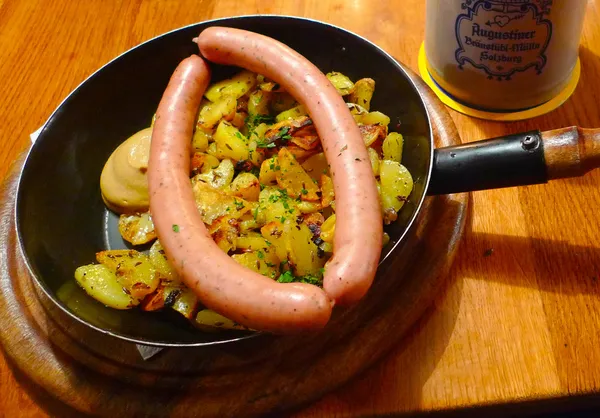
[214, 121, 250, 162]
[382, 132, 404, 163]
[276, 148, 320, 201]
[368, 147, 381, 176]
[259, 156, 279, 185]
[301, 152, 329, 181]
[148, 240, 179, 284]
[191, 152, 220, 175]
[320, 214, 336, 244]
[276, 104, 307, 122]
[326, 71, 355, 96]
[320, 174, 335, 208]
[208, 216, 240, 253]
[230, 172, 260, 201]
[193, 181, 252, 225]
[379, 160, 414, 224]
[75, 264, 137, 310]
[118, 212, 156, 245]
[195, 158, 235, 190]
[197, 95, 237, 129]
[204, 70, 257, 102]
[348, 78, 375, 111]
[195, 309, 251, 332]
[96, 249, 159, 301]
[232, 250, 279, 279]
[359, 124, 388, 147]
[357, 111, 391, 128]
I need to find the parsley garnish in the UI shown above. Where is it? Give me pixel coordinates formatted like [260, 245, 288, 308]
[234, 199, 245, 210]
[172, 224, 180, 233]
[257, 251, 265, 259]
[277, 270, 295, 283]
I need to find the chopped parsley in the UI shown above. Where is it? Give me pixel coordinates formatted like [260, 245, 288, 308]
[276, 270, 323, 286]
[256, 251, 265, 259]
[172, 224, 180, 233]
[301, 188, 308, 195]
[256, 138, 277, 149]
[277, 270, 295, 283]
[234, 199, 245, 210]
[279, 126, 292, 141]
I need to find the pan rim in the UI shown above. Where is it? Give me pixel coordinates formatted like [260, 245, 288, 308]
[14, 14, 434, 348]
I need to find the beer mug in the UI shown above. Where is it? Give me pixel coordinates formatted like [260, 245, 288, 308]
[424, 0, 587, 112]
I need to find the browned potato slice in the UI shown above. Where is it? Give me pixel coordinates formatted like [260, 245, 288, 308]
[195, 158, 235, 190]
[118, 212, 156, 245]
[257, 187, 301, 224]
[232, 251, 279, 279]
[148, 240, 179, 284]
[95, 250, 159, 301]
[380, 160, 414, 225]
[259, 156, 279, 185]
[320, 174, 334, 208]
[382, 132, 404, 163]
[191, 152, 220, 175]
[296, 201, 322, 214]
[285, 144, 319, 162]
[276, 104, 307, 122]
[287, 222, 326, 277]
[229, 172, 260, 201]
[367, 147, 381, 176]
[208, 216, 240, 253]
[359, 124, 388, 147]
[326, 71, 355, 96]
[140, 285, 166, 312]
[204, 70, 257, 102]
[170, 287, 199, 320]
[348, 78, 375, 111]
[197, 95, 237, 129]
[276, 148, 320, 201]
[192, 127, 211, 152]
[192, 181, 252, 225]
[320, 214, 336, 244]
[74, 264, 137, 310]
[261, 221, 289, 262]
[214, 121, 250, 162]
[259, 80, 285, 92]
[236, 233, 271, 251]
[231, 111, 248, 129]
[248, 90, 271, 116]
[195, 309, 251, 332]
[357, 111, 391, 128]
[301, 152, 329, 181]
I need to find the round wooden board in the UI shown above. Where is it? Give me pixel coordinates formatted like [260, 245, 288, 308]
[0, 67, 469, 418]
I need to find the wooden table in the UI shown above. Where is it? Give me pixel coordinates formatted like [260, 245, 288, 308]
[1, 1, 600, 416]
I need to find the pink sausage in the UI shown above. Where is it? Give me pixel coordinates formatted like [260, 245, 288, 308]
[196, 27, 384, 305]
[148, 55, 333, 334]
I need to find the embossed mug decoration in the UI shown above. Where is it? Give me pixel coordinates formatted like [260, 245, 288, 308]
[424, 0, 587, 112]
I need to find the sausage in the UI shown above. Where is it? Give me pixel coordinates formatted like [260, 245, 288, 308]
[196, 27, 383, 305]
[147, 55, 333, 334]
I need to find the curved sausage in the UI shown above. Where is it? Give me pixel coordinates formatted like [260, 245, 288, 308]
[196, 27, 383, 305]
[148, 55, 333, 334]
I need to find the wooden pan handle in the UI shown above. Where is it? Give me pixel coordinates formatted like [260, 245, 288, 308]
[542, 126, 600, 180]
[429, 127, 599, 196]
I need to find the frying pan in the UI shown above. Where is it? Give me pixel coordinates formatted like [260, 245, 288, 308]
[15, 15, 599, 347]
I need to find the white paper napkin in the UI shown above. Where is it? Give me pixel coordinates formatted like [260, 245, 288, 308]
[30, 126, 164, 361]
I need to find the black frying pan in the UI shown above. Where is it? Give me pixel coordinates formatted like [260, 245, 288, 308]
[16, 15, 599, 347]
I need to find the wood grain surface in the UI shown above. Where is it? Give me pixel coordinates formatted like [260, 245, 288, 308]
[1, 0, 600, 417]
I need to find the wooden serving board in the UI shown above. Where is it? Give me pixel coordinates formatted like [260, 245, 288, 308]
[0, 69, 469, 417]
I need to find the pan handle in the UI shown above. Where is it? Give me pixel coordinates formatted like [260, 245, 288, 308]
[427, 127, 600, 195]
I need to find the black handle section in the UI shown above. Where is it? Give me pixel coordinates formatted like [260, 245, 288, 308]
[428, 130, 548, 195]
